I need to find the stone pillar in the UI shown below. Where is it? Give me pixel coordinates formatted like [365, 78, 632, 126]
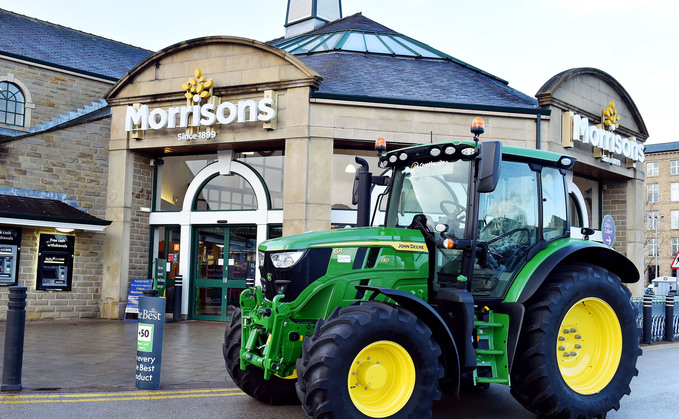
[283, 137, 333, 236]
[626, 178, 645, 297]
[101, 149, 134, 319]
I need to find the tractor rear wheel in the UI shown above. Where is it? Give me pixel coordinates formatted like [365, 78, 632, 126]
[296, 301, 444, 418]
[510, 263, 641, 418]
[223, 308, 299, 405]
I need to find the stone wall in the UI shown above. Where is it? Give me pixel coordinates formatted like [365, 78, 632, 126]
[0, 59, 113, 320]
[128, 153, 152, 281]
[602, 180, 628, 255]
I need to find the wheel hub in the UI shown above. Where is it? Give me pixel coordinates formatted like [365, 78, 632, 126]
[347, 340, 415, 418]
[356, 361, 388, 390]
[556, 297, 622, 395]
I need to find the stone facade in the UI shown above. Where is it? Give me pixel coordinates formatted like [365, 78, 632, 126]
[643, 147, 679, 282]
[537, 68, 647, 296]
[0, 57, 114, 320]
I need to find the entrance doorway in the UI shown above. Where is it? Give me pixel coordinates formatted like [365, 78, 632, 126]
[191, 225, 257, 321]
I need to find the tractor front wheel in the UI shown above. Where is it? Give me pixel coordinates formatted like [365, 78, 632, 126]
[223, 308, 299, 405]
[510, 263, 641, 418]
[296, 301, 444, 418]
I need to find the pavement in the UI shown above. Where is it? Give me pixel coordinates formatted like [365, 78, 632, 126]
[0, 318, 230, 392]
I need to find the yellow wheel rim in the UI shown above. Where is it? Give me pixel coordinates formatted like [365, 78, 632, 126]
[347, 340, 416, 418]
[274, 369, 297, 380]
[556, 297, 622, 395]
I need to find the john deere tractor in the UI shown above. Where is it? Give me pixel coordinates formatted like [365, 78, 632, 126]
[223, 117, 641, 418]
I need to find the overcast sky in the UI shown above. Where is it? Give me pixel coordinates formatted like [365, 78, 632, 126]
[2, 0, 677, 144]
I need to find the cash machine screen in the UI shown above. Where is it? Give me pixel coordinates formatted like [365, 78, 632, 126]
[0, 245, 17, 285]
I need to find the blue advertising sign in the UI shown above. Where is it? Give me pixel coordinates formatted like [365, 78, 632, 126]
[124, 278, 154, 321]
[602, 215, 615, 247]
[136, 290, 165, 389]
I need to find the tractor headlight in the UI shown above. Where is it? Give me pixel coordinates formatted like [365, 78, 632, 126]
[258, 251, 265, 267]
[270, 250, 305, 269]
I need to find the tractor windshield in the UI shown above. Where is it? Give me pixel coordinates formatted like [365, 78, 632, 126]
[385, 160, 470, 237]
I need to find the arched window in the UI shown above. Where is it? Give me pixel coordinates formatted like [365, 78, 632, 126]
[194, 173, 258, 211]
[0, 81, 25, 127]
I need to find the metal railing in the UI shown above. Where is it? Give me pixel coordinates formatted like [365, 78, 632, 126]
[633, 295, 678, 343]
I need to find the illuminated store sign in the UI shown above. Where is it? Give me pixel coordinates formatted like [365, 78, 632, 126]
[563, 101, 644, 164]
[125, 68, 276, 133]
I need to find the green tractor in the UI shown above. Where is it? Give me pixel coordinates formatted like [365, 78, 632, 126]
[223, 117, 641, 418]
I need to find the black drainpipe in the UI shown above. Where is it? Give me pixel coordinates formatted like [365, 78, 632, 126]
[536, 113, 542, 150]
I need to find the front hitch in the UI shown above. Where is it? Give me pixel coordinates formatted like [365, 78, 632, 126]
[239, 288, 306, 379]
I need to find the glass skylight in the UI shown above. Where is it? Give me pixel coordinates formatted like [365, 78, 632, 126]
[273, 30, 451, 59]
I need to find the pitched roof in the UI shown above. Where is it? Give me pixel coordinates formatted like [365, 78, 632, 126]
[271, 13, 538, 111]
[298, 52, 537, 109]
[305, 12, 397, 35]
[0, 9, 152, 80]
[644, 142, 679, 154]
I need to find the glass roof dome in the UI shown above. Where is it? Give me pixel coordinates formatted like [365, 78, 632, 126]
[272, 30, 452, 59]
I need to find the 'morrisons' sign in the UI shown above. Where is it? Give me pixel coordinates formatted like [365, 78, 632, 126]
[124, 68, 276, 135]
[124, 98, 276, 132]
[563, 111, 644, 164]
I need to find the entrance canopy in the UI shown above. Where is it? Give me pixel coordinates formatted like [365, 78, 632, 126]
[0, 195, 111, 232]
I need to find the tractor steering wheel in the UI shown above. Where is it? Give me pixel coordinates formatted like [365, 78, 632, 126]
[440, 200, 466, 223]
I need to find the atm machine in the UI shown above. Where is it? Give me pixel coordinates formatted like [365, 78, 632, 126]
[0, 227, 21, 287]
[37, 234, 74, 291]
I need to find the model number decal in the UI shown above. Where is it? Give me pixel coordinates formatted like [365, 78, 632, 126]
[337, 255, 351, 263]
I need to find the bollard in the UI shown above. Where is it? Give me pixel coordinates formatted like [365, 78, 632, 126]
[136, 289, 165, 389]
[172, 275, 182, 322]
[665, 293, 676, 342]
[2, 286, 27, 391]
[642, 294, 653, 344]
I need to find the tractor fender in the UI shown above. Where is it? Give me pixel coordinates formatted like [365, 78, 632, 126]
[356, 285, 461, 395]
[514, 241, 640, 304]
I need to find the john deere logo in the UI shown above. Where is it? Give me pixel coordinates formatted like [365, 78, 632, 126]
[182, 68, 214, 103]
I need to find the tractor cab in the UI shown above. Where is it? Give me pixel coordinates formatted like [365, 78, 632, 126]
[377, 119, 572, 305]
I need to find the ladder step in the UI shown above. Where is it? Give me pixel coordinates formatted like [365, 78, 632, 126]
[476, 349, 504, 356]
[474, 321, 503, 328]
[476, 377, 509, 385]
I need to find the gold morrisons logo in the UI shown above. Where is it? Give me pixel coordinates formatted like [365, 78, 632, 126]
[182, 68, 214, 103]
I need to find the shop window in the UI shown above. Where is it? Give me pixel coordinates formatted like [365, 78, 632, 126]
[157, 152, 283, 212]
[236, 151, 284, 209]
[571, 175, 600, 229]
[195, 173, 257, 211]
[648, 211, 660, 230]
[672, 238, 679, 256]
[672, 210, 679, 229]
[647, 183, 659, 203]
[331, 151, 380, 211]
[672, 183, 679, 201]
[648, 238, 658, 257]
[0, 81, 25, 127]
[158, 154, 217, 211]
[672, 161, 679, 175]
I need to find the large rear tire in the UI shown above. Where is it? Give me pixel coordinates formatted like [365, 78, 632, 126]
[223, 308, 299, 405]
[296, 301, 444, 418]
[510, 263, 641, 418]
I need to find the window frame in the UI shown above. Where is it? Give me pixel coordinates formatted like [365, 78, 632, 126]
[672, 160, 679, 175]
[0, 81, 25, 127]
[647, 161, 659, 177]
[647, 183, 659, 203]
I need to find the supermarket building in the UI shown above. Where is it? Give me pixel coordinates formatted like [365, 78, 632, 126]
[0, 1, 648, 321]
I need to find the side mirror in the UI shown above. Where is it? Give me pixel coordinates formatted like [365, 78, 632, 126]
[478, 141, 502, 193]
